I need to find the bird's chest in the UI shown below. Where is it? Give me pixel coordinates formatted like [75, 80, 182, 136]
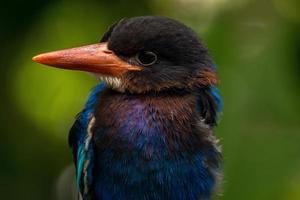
[93, 92, 196, 155]
[89, 92, 216, 199]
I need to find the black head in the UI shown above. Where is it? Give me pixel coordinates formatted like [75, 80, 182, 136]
[101, 16, 217, 93]
[33, 16, 217, 94]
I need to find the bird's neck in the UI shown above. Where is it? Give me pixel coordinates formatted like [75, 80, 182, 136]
[92, 88, 213, 156]
[94, 88, 196, 126]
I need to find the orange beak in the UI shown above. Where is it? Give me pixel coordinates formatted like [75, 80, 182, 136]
[32, 42, 141, 77]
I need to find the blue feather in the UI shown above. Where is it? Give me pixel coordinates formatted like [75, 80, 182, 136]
[76, 144, 85, 189]
[73, 82, 107, 197]
[209, 86, 223, 114]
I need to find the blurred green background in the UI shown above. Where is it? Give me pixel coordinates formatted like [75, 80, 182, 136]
[1, 0, 299, 199]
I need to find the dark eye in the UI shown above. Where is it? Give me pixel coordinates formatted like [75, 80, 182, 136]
[136, 51, 157, 66]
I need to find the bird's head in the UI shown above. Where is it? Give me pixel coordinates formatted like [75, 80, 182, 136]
[33, 16, 218, 93]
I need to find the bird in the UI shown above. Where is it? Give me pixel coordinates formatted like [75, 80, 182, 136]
[33, 16, 223, 200]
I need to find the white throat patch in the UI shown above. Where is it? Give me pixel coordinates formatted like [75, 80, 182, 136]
[91, 73, 124, 91]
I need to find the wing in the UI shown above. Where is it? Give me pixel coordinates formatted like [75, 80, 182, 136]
[196, 86, 223, 193]
[196, 86, 223, 126]
[68, 83, 106, 199]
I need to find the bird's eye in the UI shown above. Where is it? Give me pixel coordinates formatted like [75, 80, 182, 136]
[136, 51, 157, 66]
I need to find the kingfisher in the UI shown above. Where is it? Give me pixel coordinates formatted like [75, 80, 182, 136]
[33, 16, 223, 200]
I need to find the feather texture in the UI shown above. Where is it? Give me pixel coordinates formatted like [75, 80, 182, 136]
[69, 82, 222, 200]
